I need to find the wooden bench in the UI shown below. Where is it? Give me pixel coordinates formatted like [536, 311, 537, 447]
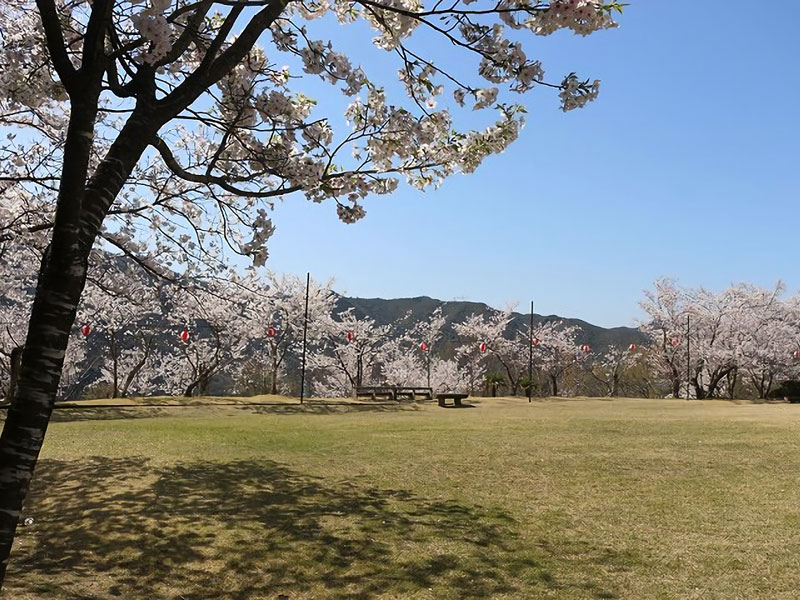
[355, 386, 434, 402]
[355, 386, 397, 401]
[436, 393, 469, 407]
[396, 387, 433, 400]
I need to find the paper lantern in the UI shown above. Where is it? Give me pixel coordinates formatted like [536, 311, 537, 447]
[581, 344, 591, 354]
[346, 331, 354, 342]
[629, 343, 637, 352]
[531, 338, 540, 347]
[793, 350, 800, 360]
[671, 338, 680, 347]
[267, 327, 276, 338]
[479, 342, 487, 353]
[420, 341, 428, 352]
[80, 324, 91, 337]
[180, 330, 190, 343]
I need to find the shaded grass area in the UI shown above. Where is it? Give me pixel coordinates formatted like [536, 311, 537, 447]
[5, 397, 800, 598]
[44, 399, 420, 423]
[10, 458, 559, 600]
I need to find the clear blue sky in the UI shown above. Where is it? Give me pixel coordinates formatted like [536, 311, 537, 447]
[262, 2, 800, 328]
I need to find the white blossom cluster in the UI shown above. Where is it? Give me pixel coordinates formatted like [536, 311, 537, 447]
[130, 0, 174, 64]
[523, 0, 619, 36]
[0, 2, 67, 107]
[558, 74, 601, 111]
[362, 0, 424, 51]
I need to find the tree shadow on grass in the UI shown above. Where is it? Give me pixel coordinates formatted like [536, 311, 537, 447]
[8, 458, 622, 599]
[45, 401, 423, 423]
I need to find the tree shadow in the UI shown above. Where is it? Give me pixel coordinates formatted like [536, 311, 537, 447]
[44, 401, 424, 423]
[48, 406, 173, 422]
[249, 401, 425, 416]
[5, 457, 626, 599]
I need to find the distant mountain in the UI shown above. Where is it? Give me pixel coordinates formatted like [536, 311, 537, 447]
[335, 295, 646, 353]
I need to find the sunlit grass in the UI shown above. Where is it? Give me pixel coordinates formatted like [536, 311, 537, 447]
[5, 397, 800, 598]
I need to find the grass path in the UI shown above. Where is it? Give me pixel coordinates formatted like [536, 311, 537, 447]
[5, 397, 800, 599]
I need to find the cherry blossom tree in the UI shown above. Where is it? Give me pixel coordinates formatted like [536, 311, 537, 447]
[454, 307, 526, 392]
[639, 278, 689, 398]
[386, 306, 446, 387]
[0, 0, 623, 583]
[588, 344, 642, 397]
[160, 278, 257, 396]
[380, 306, 467, 391]
[530, 320, 583, 396]
[308, 307, 391, 396]
[76, 255, 164, 398]
[456, 341, 489, 395]
[726, 283, 799, 399]
[237, 272, 335, 395]
[380, 345, 424, 387]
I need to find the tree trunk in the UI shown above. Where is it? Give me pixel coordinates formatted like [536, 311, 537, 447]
[610, 374, 619, 398]
[550, 374, 558, 397]
[726, 368, 738, 400]
[110, 333, 119, 399]
[185, 380, 199, 397]
[270, 355, 278, 395]
[120, 341, 152, 398]
[0, 76, 103, 584]
[671, 365, 681, 398]
[5, 346, 23, 403]
[0, 245, 89, 584]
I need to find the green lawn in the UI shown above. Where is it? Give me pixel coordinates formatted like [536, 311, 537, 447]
[5, 397, 800, 599]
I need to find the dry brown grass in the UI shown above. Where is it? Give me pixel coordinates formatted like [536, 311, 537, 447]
[5, 397, 800, 598]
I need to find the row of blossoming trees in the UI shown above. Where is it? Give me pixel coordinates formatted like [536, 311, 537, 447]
[3, 248, 799, 401]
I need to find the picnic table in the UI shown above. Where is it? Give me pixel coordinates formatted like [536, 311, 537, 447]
[436, 393, 469, 407]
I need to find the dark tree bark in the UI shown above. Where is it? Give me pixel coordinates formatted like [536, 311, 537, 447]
[110, 332, 120, 398]
[270, 354, 279, 395]
[120, 336, 155, 398]
[5, 346, 23, 403]
[671, 365, 682, 398]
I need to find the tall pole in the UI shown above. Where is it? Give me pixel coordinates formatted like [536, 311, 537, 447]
[686, 313, 690, 400]
[528, 300, 534, 403]
[300, 272, 310, 404]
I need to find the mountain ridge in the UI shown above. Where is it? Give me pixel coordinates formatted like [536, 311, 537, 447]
[334, 294, 646, 350]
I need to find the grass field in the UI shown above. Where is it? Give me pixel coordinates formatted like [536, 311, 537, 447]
[4, 397, 800, 599]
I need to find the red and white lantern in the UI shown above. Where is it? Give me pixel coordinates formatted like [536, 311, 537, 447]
[531, 338, 540, 347]
[180, 330, 190, 343]
[267, 327, 277, 338]
[479, 342, 487, 353]
[629, 343, 637, 352]
[581, 344, 591, 354]
[671, 337, 680, 347]
[793, 350, 800, 360]
[80, 324, 91, 337]
[346, 331, 355, 342]
[419, 341, 428, 352]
